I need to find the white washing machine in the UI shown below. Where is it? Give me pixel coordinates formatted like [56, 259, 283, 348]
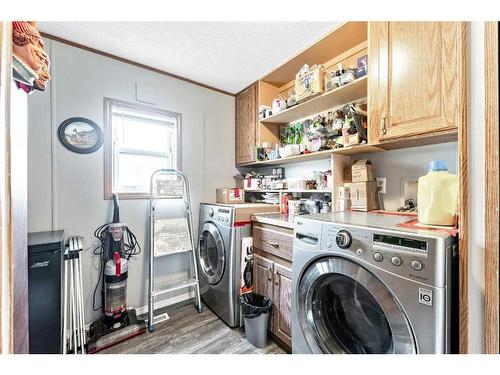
[292, 212, 458, 354]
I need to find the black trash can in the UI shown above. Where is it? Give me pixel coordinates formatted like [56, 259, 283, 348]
[241, 293, 272, 348]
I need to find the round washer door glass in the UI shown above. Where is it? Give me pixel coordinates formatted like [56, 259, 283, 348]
[198, 223, 225, 285]
[298, 257, 416, 354]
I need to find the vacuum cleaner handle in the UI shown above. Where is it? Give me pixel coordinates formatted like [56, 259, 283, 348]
[112, 194, 120, 223]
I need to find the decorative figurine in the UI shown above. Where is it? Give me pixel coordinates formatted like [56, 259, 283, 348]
[12, 21, 51, 92]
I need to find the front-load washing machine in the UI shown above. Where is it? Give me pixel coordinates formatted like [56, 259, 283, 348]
[197, 203, 251, 327]
[292, 212, 458, 354]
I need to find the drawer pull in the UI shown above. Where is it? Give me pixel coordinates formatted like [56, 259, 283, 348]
[267, 240, 280, 248]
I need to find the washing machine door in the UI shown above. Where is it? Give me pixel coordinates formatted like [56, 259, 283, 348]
[198, 222, 226, 285]
[297, 256, 416, 354]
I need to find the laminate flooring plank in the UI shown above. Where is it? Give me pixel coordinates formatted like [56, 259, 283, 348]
[100, 303, 286, 354]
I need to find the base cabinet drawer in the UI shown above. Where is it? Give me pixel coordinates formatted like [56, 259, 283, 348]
[253, 223, 293, 262]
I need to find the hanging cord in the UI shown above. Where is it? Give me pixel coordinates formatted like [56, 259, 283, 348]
[91, 222, 142, 311]
[123, 226, 141, 259]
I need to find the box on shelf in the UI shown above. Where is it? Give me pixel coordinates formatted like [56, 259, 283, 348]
[344, 133, 361, 147]
[295, 64, 326, 103]
[338, 186, 350, 199]
[216, 188, 245, 204]
[286, 178, 308, 191]
[244, 177, 262, 190]
[336, 198, 352, 212]
[352, 159, 374, 182]
[350, 181, 378, 212]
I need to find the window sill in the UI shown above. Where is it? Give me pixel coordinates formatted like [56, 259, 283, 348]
[104, 192, 150, 200]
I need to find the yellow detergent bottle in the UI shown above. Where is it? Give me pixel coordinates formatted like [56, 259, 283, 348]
[418, 160, 459, 226]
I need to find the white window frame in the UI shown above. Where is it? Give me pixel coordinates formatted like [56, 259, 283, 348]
[104, 97, 182, 199]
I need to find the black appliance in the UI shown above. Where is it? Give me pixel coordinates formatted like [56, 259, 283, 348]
[27, 230, 64, 354]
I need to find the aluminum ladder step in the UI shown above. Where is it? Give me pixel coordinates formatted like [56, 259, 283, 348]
[151, 279, 199, 298]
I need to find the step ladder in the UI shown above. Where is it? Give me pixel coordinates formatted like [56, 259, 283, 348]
[148, 169, 202, 332]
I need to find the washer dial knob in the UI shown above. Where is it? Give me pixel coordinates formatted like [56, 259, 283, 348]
[335, 230, 352, 249]
[208, 208, 214, 217]
[373, 252, 384, 262]
[410, 260, 423, 271]
[391, 256, 402, 266]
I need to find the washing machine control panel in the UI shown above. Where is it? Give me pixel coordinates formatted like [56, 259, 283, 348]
[320, 224, 447, 287]
[213, 207, 232, 226]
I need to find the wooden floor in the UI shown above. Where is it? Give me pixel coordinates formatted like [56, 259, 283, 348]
[100, 303, 287, 354]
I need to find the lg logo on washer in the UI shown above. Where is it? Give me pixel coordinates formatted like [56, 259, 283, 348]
[418, 288, 433, 306]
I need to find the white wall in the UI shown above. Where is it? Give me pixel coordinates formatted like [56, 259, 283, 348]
[357, 142, 458, 211]
[28, 39, 236, 324]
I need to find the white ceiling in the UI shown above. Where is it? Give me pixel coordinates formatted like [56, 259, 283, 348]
[38, 22, 338, 94]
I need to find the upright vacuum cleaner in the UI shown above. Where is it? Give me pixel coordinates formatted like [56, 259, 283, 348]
[86, 194, 146, 353]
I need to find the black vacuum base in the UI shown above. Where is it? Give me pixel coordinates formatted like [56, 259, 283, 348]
[86, 309, 146, 354]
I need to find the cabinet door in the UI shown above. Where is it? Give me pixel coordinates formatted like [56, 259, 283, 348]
[252, 253, 274, 304]
[273, 262, 293, 347]
[368, 22, 465, 142]
[235, 82, 258, 165]
[252, 254, 274, 331]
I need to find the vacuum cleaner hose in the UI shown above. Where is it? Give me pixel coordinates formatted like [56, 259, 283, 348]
[112, 194, 120, 223]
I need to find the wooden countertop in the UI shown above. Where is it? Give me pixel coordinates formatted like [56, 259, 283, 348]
[251, 213, 296, 229]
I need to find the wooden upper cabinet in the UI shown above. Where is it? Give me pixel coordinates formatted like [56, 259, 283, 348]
[368, 22, 466, 143]
[235, 82, 258, 165]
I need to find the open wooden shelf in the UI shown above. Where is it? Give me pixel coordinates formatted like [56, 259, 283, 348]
[238, 131, 459, 168]
[245, 189, 331, 193]
[238, 143, 383, 167]
[261, 76, 367, 124]
[261, 22, 368, 87]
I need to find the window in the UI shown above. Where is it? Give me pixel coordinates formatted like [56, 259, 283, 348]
[104, 98, 181, 199]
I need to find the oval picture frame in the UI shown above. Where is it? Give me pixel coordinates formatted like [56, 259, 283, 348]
[57, 117, 104, 154]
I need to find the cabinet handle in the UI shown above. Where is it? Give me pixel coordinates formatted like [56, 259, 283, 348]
[275, 274, 279, 286]
[380, 116, 387, 135]
[267, 240, 280, 248]
[267, 267, 272, 281]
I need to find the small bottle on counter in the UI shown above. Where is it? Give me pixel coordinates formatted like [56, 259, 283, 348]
[281, 193, 292, 214]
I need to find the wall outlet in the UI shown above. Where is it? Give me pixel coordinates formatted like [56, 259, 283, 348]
[401, 178, 419, 206]
[376, 177, 387, 194]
